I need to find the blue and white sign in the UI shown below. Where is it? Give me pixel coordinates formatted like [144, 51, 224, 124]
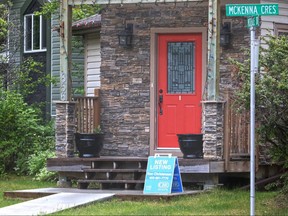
[143, 155, 183, 194]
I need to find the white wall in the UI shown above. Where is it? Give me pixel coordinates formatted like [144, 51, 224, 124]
[261, 1, 288, 37]
[84, 33, 101, 96]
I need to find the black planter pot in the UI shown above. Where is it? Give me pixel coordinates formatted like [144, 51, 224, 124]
[74, 133, 104, 158]
[177, 134, 203, 159]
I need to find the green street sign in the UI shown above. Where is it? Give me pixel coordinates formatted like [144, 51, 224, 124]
[247, 16, 260, 28]
[226, 4, 279, 17]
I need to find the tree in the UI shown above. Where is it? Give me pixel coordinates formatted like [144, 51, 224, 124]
[232, 35, 288, 193]
[0, 0, 9, 51]
[0, 1, 55, 177]
[36, 0, 101, 20]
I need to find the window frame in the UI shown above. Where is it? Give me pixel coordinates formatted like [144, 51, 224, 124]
[274, 23, 288, 37]
[24, 13, 47, 53]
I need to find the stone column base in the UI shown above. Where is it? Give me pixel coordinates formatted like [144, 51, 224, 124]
[55, 101, 76, 158]
[202, 101, 225, 160]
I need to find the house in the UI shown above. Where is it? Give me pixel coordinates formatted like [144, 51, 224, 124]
[48, 0, 286, 189]
[5, 0, 96, 118]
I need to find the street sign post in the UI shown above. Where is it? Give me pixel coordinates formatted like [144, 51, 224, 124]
[225, 3, 278, 216]
[226, 4, 279, 16]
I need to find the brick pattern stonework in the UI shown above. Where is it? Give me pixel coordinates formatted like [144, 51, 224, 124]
[100, 2, 208, 157]
[202, 102, 225, 159]
[55, 102, 76, 158]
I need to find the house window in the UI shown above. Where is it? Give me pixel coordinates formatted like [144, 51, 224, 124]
[24, 14, 47, 53]
[275, 23, 288, 37]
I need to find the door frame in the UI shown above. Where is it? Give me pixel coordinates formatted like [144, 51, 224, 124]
[149, 27, 207, 156]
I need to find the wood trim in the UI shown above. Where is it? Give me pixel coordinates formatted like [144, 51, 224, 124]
[68, 0, 202, 5]
[149, 27, 207, 156]
[84, 34, 88, 96]
[223, 89, 231, 171]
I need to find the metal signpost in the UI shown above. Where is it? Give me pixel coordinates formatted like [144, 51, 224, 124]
[226, 4, 279, 216]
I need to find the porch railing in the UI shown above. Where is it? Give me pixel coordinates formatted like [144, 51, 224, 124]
[73, 89, 100, 133]
[223, 89, 250, 164]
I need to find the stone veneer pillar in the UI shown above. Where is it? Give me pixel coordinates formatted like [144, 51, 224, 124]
[55, 101, 76, 158]
[202, 101, 225, 160]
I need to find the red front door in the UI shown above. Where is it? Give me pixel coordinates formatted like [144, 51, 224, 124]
[157, 33, 202, 149]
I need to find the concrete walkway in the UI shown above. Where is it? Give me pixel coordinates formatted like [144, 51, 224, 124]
[0, 192, 114, 215]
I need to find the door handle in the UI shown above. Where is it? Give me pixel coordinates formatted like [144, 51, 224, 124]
[159, 90, 163, 115]
[159, 95, 163, 103]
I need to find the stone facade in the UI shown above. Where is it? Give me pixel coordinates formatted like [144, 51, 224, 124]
[100, 2, 209, 157]
[202, 101, 225, 159]
[55, 102, 76, 158]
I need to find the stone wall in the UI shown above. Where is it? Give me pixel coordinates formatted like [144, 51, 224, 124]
[202, 102, 225, 159]
[100, 2, 208, 156]
[55, 102, 76, 158]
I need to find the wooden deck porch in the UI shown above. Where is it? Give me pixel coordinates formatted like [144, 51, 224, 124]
[47, 156, 250, 190]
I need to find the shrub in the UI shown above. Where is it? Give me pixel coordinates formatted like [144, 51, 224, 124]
[0, 89, 54, 175]
[28, 150, 57, 182]
[231, 35, 288, 193]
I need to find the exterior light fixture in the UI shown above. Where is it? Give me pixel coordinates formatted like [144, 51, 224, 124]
[220, 22, 231, 47]
[118, 23, 133, 48]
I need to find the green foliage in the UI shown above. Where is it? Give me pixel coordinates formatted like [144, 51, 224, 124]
[231, 35, 288, 193]
[0, 89, 55, 175]
[0, 1, 56, 179]
[34, 0, 59, 19]
[28, 150, 57, 182]
[71, 37, 85, 96]
[72, 4, 101, 21]
[12, 57, 54, 99]
[36, 0, 101, 21]
[93, 125, 102, 134]
[0, 1, 11, 50]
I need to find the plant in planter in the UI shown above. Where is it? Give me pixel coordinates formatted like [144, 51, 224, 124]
[74, 126, 104, 158]
[177, 134, 203, 159]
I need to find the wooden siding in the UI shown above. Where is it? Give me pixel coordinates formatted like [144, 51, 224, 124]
[51, 13, 61, 115]
[261, 1, 288, 39]
[9, 0, 33, 68]
[51, 13, 85, 115]
[84, 33, 101, 96]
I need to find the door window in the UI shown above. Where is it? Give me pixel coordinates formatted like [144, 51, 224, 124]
[167, 42, 195, 94]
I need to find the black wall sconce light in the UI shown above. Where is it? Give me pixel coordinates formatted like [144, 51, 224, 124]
[220, 22, 231, 47]
[118, 23, 133, 48]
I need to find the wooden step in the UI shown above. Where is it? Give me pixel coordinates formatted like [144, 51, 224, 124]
[78, 179, 145, 184]
[78, 179, 145, 190]
[83, 170, 145, 180]
[90, 161, 147, 169]
[82, 168, 146, 173]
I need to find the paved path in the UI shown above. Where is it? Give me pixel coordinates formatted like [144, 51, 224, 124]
[0, 192, 114, 215]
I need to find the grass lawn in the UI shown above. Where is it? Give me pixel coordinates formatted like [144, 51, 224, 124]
[0, 175, 55, 208]
[1, 175, 287, 215]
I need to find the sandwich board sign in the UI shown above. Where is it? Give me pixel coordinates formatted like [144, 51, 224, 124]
[143, 154, 183, 194]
